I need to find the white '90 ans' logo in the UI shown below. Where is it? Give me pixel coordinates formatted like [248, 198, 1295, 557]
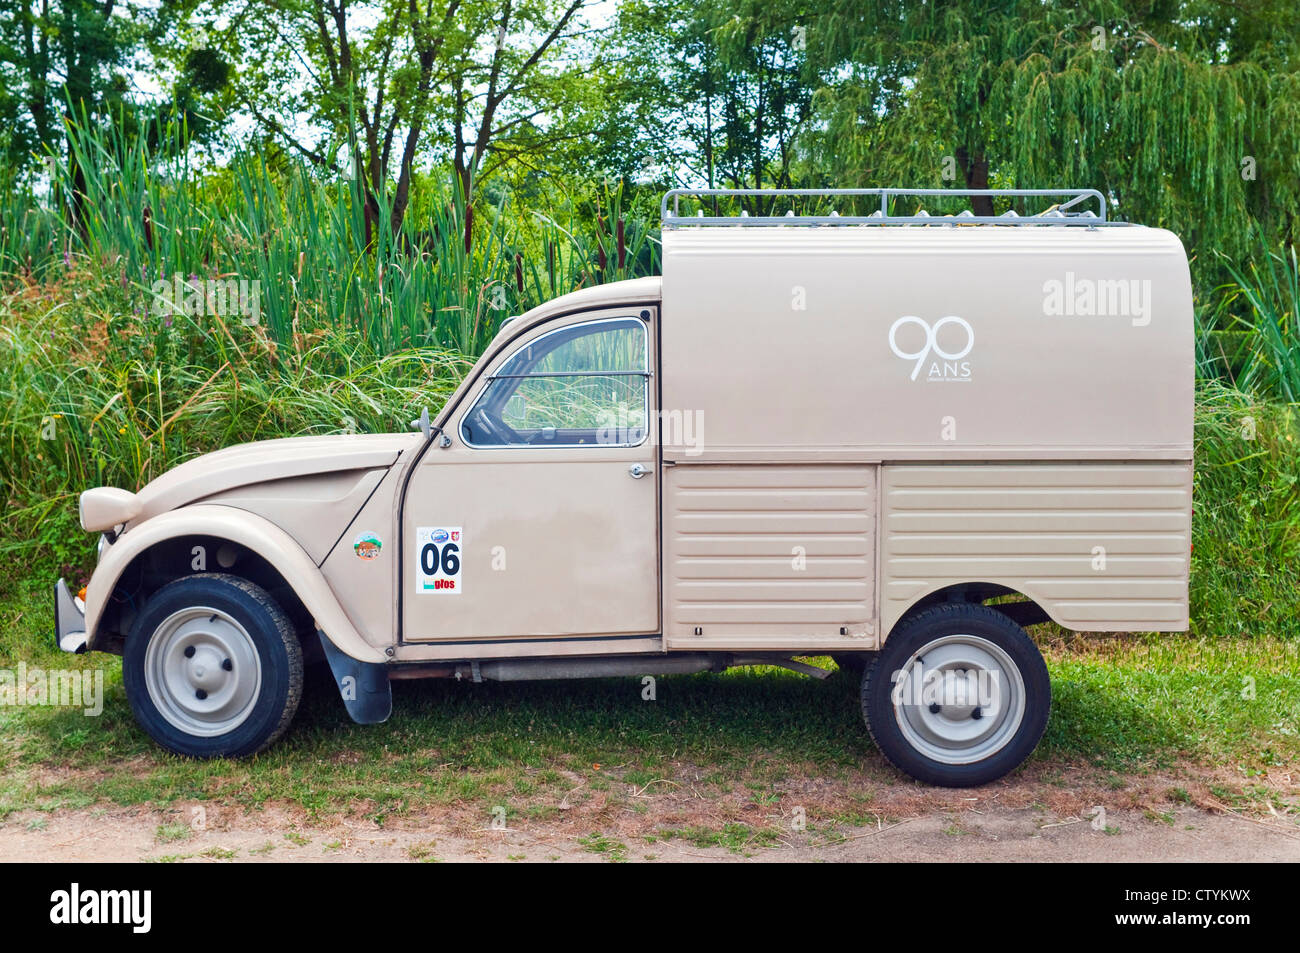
[889, 315, 974, 381]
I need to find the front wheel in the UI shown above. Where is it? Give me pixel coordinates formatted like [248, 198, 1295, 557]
[123, 573, 303, 758]
[862, 603, 1050, 787]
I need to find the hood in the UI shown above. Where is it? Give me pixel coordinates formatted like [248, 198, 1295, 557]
[122, 433, 420, 527]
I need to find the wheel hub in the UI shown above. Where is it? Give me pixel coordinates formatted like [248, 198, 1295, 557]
[893, 635, 1026, 765]
[143, 607, 263, 737]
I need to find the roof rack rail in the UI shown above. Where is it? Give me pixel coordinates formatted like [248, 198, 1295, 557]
[661, 187, 1124, 227]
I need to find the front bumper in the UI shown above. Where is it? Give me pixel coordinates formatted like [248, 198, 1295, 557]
[53, 578, 88, 654]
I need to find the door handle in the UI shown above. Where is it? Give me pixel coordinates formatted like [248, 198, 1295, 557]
[629, 463, 652, 479]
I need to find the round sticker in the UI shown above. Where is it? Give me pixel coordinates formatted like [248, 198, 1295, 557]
[353, 532, 382, 560]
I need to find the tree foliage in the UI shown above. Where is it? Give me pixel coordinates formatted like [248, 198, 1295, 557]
[722, 0, 1299, 285]
[610, 0, 813, 193]
[187, 0, 604, 230]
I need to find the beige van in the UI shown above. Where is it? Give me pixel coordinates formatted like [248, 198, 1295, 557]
[55, 188, 1193, 787]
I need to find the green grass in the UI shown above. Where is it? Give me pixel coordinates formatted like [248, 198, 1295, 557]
[1, 575, 1295, 822]
[659, 822, 782, 854]
[154, 822, 192, 844]
[1190, 384, 1300, 637]
[1203, 228, 1300, 402]
[578, 832, 629, 862]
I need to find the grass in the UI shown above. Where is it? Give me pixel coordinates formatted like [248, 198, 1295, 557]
[1190, 384, 1300, 638]
[1202, 227, 1300, 401]
[154, 822, 192, 844]
[0, 575, 1295, 823]
[578, 832, 629, 862]
[659, 822, 782, 854]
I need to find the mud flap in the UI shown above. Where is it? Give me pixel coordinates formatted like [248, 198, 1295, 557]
[53, 578, 88, 654]
[317, 629, 392, 724]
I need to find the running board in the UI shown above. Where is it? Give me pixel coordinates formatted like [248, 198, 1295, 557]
[424, 653, 836, 682]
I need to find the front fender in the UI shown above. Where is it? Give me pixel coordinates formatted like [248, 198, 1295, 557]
[85, 504, 386, 664]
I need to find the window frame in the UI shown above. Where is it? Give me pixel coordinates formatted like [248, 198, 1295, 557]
[457, 315, 652, 450]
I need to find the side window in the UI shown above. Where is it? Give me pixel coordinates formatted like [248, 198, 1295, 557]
[460, 317, 648, 447]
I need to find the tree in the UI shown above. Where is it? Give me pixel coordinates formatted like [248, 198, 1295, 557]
[723, 0, 1299, 282]
[200, 0, 599, 231]
[608, 0, 814, 200]
[0, 0, 150, 170]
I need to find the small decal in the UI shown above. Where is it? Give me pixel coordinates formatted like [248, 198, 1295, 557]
[415, 526, 463, 594]
[353, 532, 383, 560]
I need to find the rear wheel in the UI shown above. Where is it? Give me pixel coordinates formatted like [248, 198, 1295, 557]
[123, 573, 303, 758]
[862, 603, 1049, 787]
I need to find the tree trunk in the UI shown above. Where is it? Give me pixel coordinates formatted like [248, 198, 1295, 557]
[956, 146, 994, 216]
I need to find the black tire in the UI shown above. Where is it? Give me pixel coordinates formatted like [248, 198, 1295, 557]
[862, 603, 1049, 787]
[123, 573, 303, 758]
[832, 654, 870, 676]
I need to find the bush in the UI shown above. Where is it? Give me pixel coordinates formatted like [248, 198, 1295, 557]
[1191, 382, 1300, 637]
[0, 264, 472, 581]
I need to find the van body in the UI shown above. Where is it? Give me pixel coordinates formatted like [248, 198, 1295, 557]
[56, 188, 1193, 786]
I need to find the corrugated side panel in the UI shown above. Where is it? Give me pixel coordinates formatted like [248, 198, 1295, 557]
[663, 465, 878, 650]
[881, 463, 1192, 635]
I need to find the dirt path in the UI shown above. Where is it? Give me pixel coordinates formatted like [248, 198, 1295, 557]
[3, 803, 1296, 862]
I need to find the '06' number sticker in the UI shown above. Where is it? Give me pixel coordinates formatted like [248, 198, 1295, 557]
[415, 526, 462, 594]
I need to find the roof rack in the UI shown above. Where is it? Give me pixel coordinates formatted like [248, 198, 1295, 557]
[661, 187, 1125, 227]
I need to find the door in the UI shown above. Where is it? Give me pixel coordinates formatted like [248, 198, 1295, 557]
[662, 464, 878, 650]
[400, 311, 660, 644]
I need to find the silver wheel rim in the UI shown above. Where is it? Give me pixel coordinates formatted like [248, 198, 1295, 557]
[143, 606, 263, 737]
[891, 634, 1026, 765]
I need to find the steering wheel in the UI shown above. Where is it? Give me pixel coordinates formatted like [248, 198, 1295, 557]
[472, 406, 523, 445]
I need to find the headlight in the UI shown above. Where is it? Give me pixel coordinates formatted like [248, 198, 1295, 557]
[79, 487, 141, 532]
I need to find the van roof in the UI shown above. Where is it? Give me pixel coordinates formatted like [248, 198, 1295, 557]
[494, 275, 662, 346]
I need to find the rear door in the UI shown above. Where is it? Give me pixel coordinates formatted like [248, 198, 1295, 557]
[661, 463, 878, 650]
[400, 310, 660, 644]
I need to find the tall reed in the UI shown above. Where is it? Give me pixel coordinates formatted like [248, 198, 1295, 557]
[3, 108, 661, 358]
[1222, 228, 1300, 402]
